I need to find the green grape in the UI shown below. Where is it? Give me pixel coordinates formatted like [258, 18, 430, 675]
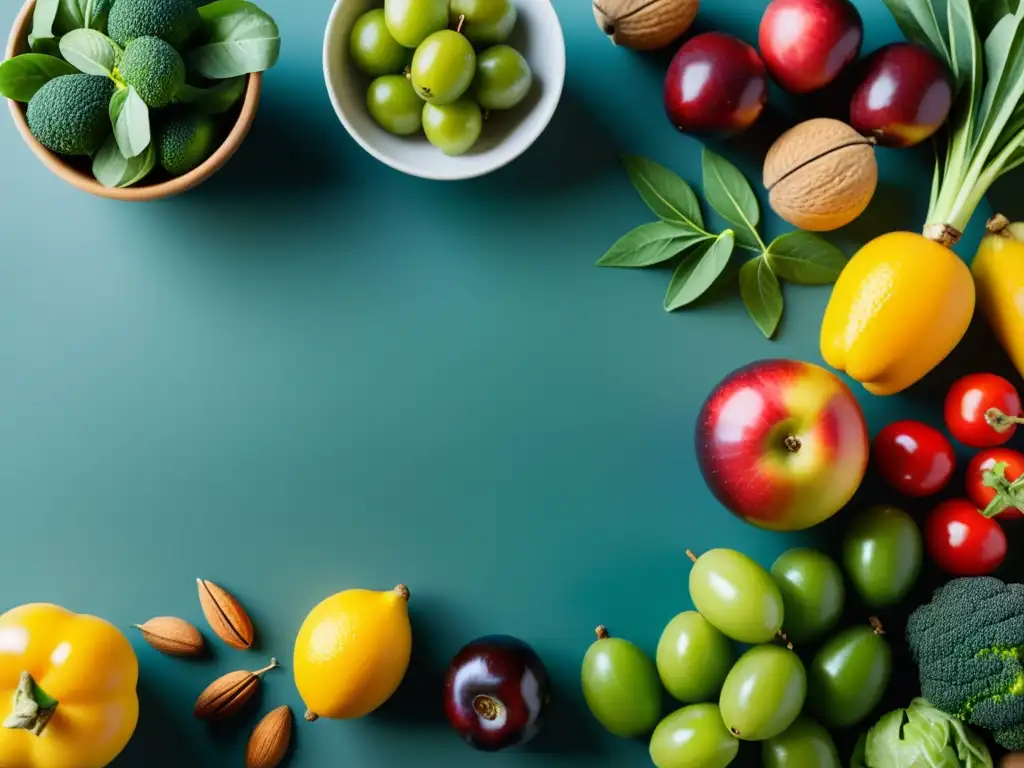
[842, 505, 922, 608]
[649, 704, 739, 768]
[411, 30, 476, 105]
[384, 0, 448, 48]
[350, 9, 409, 76]
[581, 626, 662, 738]
[688, 549, 783, 644]
[719, 645, 806, 742]
[770, 548, 845, 644]
[367, 75, 424, 136]
[422, 98, 482, 155]
[474, 45, 532, 111]
[806, 622, 892, 729]
[656, 611, 734, 704]
[762, 716, 841, 768]
[451, 0, 517, 45]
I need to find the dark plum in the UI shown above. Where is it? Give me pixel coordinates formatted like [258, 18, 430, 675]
[850, 43, 953, 148]
[664, 32, 768, 138]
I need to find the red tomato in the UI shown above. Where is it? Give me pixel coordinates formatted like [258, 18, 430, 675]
[871, 420, 955, 497]
[966, 448, 1024, 519]
[944, 373, 1024, 448]
[925, 499, 1007, 576]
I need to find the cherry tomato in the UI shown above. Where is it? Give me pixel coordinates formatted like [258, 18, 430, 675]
[871, 420, 955, 497]
[944, 373, 1024, 448]
[966, 448, 1024, 519]
[925, 499, 1007, 576]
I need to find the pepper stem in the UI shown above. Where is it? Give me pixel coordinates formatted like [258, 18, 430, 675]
[3, 672, 58, 737]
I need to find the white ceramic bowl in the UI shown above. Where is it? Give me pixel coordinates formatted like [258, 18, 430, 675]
[323, 0, 565, 180]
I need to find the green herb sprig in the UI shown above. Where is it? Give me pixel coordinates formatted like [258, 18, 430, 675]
[598, 150, 848, 339]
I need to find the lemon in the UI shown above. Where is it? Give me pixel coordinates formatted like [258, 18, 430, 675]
[293, 584, 413, 721]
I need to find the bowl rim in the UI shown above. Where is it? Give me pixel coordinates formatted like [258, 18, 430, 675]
[5, 0, 262, 202]
[322, 0, 566, 181]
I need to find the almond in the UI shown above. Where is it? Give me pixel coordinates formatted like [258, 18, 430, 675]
[197, 578, 255, 650]
[246, 706, 293, 768]
[133, 617, 205, 657]
[194, 658, 279, 721]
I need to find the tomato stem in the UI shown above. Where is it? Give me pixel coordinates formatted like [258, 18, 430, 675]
[985, 408, 1024, 433]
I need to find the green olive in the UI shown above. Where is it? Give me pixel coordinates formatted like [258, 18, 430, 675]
[656, 611, 734, 704]
[770, 548, 845, 644]
[807, 621, 892, 729]
[349, 9, 408, 77]
[384, 0, 448, 48]
[581, 626, 661, 738]
[762, 715, 840, 768]
[451, 0, 517, 45]
[843, 505, 922, 607]
[719, 645, 806, 742]
[650, 704, 739, 768]
[688, 549, 784, 644]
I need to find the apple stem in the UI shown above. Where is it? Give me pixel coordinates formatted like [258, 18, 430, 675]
[870, 617, 885, 636]
[595, 625, 609, 640]
[685, 549, 698, 564]
[472, 695, 502, 722]
[783, 436, 801, 453]
[456, 14, 465, 33]
[986, 408, 1024, 433]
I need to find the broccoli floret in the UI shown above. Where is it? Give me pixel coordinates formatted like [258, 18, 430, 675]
[907, 576, 1024, 749]
[157, 112, 217, 176]
[26, 74, 116, 156]
[107, 0, 199, 48]
[118, 37, 185, 108]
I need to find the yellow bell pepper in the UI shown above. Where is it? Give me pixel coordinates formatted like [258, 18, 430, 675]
[972, 215, 1024, 381]
[820, 231, 975, 396]
[0, 603, 139, 768]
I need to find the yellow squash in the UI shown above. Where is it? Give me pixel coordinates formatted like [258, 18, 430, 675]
[294, 584, 412, 722]
[972, 216, 1024, 380]
[0, 603, 139, 768]
[820, 231, 975, 395]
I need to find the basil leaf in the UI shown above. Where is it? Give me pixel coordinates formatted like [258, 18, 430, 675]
[28, 0, 59, 50]
[739, 257, 783, 339]
[110, 86, 150, 158]
[58, 28, 116, 75]
[93, 135, 155, 187]
[664, 230, 735, 311]
[880, 0, 952, 62]
[189, 0, 281, 79]
[177, 76, 246, 114]
[0, 54, 76, 102]
[702, 148, 760, 239]
[597, 222, 709, 268]
[622, 155, 703, 228]
[55, 0, 112, 33]
[765, 231, 847, 285]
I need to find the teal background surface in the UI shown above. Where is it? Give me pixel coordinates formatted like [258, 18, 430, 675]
[1, 0, 1022, 765]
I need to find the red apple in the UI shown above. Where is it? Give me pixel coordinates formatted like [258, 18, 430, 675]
[850, 43, 953, 147]
[664, 32, 768, 138]
[759, 0, 863, 93]
[695, 359, 869, 531]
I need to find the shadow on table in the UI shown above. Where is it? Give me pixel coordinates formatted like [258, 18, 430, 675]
[113, 682, 203, 768]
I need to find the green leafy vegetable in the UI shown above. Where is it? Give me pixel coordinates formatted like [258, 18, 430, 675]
[28, 0, 60, 53]
[664, 231, 735, 311]
[110, 85, 150, 158]
[765, 232, 848, 284]
[597, 222, 710, 268]
[862, 698, 992, 767]
[702, 148, 760, 239]
[739, 257, 783, 338]
[92, 134, 155, 187]
[55, 0, 113, 33]
[58, 28, 116, 76]
[189, 0, 281, 79]
[0, 54, 77, 102]
[176, 75, 246, 114]
[622, 154, 703, 228]
[979, 461, 1024, 517]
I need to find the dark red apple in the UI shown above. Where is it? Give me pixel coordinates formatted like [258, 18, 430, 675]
[664, 32, 768, 138]
[443, 635, 551, 752]
[850, 43, 953, 147]
[759, 0, 863, 93]
[695, 359, 869, 531]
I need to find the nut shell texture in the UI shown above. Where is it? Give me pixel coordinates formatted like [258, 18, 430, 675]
[764, 118, 876, 231]
[594, 0, 699, 51]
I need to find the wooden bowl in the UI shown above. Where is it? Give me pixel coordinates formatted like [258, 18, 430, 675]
[5, 0, 262, 201]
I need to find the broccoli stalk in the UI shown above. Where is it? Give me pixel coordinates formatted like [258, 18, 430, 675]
[907, 576, 1024, 750]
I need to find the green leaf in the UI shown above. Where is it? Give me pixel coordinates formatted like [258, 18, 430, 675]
[702, 148, 760, 244]
[947, 0, 982, 97]
[976, 0, 1018, 38]
[973, 13, 1024, 160]
[664, 230, 735, 311]
[0, 54, 76, 102]
[621, 155, 703, 228]
[739, 257, 783, 339]
[55, 0, 112, 33]
[110, 86, 150, 159]
[92, 135, 155, 188]
[880, 0, 952, 62]
[28, 0, 59, 49]
[176, 76, 247, 114]
[58, 28, 115, 75]
[189, 0, 281, 79]
[765, 231, 847, 285]
[597, 222, 709, 268]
